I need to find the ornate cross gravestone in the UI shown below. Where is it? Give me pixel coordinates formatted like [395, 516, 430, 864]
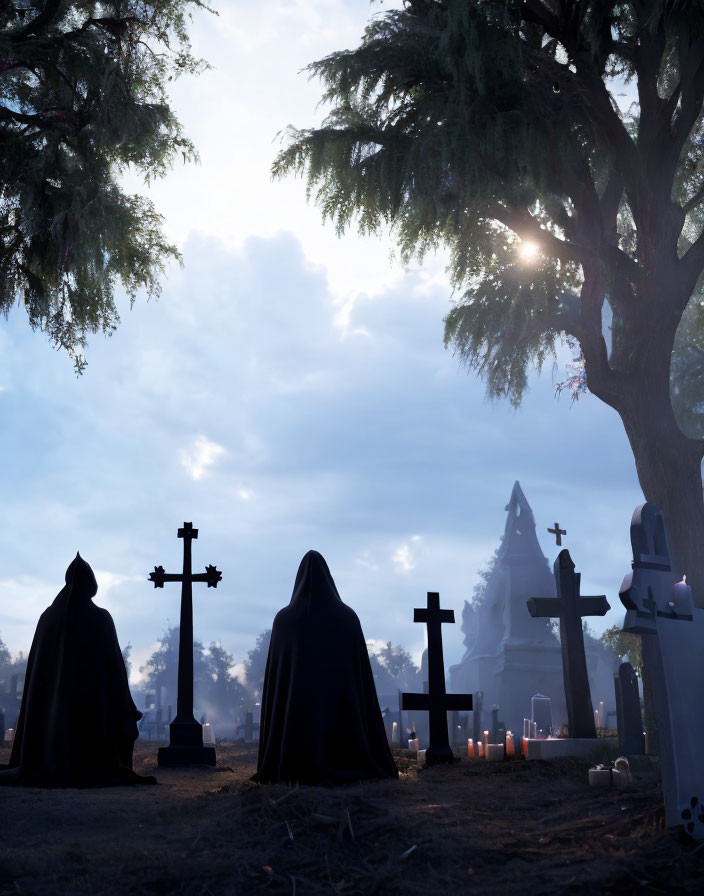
[548, 522, 566, 546]
[620, 502, 703, 839]
[527, 550, 610, 738]
[401, 592, 473, 765]
[614, 661, 644, 755]
[149, 522, 222, 766]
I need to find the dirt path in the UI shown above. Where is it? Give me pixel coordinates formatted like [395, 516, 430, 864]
[0, 742, 701, 895]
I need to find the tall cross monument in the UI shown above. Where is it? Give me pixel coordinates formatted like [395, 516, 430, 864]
[527, 549, 609, 738]
[149, 522, 222, 766]
[401, 592, 472, 765]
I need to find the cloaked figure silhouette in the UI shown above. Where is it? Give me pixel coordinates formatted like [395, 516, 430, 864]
[254, 550, 398, 784]
[0, 553, 155, 787]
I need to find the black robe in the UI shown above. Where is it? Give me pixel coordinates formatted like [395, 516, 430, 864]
[254, 550, 397, 784]
[0, 554, 155, 787]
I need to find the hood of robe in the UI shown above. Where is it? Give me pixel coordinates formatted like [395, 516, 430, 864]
[55, 553, 98, 607]
[289, 550, 341, 613]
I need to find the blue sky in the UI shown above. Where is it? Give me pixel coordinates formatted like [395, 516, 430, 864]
[0, 0, 644, 683]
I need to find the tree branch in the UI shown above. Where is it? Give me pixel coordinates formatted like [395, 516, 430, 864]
[683, 183, 704, 216]
[485, 204, 582, 265]
[7, 0, 63, 41]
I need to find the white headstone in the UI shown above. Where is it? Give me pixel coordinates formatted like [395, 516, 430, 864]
[531, 693, 552, 735]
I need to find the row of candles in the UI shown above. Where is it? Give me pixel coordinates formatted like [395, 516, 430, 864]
[467, 730, 517, 760]
[467, 717, 554, 760]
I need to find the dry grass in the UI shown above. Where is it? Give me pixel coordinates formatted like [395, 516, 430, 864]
[0, 741, 701, 895]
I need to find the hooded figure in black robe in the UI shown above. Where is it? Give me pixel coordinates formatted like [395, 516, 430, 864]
[254, 550, 397, 784]
[0, 553, 155, 787]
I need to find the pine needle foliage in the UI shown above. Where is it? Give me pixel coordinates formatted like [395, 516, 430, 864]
[0, 0, 212, 371]
[274, 0, 704, 424]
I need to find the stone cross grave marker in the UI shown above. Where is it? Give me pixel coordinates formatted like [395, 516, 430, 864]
[527, 550, 610, 738]
[149, 522, 222, 766]
[614, 661, 644, 755]
[401, 592, 473, 764]
[620, 502, 703, 838]
[548, 522, 566, 546]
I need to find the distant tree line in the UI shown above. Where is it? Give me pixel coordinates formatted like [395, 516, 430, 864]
[0, 626, 421, 733]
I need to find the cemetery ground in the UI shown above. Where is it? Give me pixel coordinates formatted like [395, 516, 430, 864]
[0, 741, 702, 895]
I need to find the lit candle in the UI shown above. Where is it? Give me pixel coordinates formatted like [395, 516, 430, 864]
[467, 738, 475, 758]
[477, 741, 484, 758]
[523, 718, 531, 739]
[521, 736, 526, 756]
[505, 731, 514, 758]
[670, 575, 693, 615]
[392, 721, 399, 746]
[594, 709, 599, 729]
[482, 730, 489, 758]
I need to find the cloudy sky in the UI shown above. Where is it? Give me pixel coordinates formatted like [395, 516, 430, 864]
[0, 0, 645, 686]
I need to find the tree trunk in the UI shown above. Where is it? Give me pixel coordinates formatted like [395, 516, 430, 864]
[617, 391, 704, 607]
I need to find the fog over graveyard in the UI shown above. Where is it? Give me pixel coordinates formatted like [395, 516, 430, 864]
[0, 0, 647, 693]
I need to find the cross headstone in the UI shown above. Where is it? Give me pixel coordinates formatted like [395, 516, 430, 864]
[620, 502, 703, 838]
[149, 521, 222, 766]
[548, 522, 566, 546]
[614, 661, 644, 755]
[401, 592, 473, 764]
[527, 550, 610, 738]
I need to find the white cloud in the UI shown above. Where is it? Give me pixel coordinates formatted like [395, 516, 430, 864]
[392, 543, 417, 573]
[236, 487, 254, 501]
[180, 435, 226, 480]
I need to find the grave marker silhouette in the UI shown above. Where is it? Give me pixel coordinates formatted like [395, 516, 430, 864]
[548, 522, 566, 546]
[614, 661, 645, 755]
[401, 592, 472, 764]
[527, 550, 609, 738]
[620, 502, 703, 839]
[149, 522, 222, 766]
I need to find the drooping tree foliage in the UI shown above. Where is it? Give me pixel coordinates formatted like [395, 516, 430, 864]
[274, 0, 704, 602]
[0, 0, 210, 370]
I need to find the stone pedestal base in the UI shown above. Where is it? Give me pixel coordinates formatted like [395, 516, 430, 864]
[421, 745, 456, 766]
[157, 745, 217, 767]
[524, 737, 617, 760]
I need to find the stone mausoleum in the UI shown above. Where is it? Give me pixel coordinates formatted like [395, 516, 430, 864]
[449, 482, 618, 736]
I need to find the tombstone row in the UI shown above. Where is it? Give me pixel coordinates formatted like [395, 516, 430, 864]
[0, 504, 700, 843]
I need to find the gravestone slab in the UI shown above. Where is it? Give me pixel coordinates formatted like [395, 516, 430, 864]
[614, 661, 644, 755]
[531, 694, 552, 736]
[621, 502, 704, 839]
[472, 690, 484, 746]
